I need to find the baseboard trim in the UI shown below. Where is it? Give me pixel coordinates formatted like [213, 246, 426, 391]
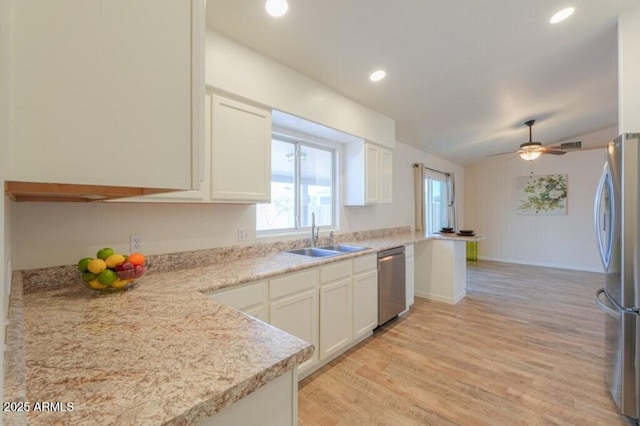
[477, 256, 603, 273]
[297, 330, 373, 381]
[415, 290, 464, 305]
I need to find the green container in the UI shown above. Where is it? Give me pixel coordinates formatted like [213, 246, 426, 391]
[466, 241, 478, 261]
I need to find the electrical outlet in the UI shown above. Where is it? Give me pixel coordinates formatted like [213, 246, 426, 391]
[237, 227, 249, 242]
[130, 234, 143, 252]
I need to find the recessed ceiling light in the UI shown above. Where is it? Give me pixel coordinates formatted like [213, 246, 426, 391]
[265, 0, 289, 17]
[550, 7, 574, 24]
[369, 70, 386, 82]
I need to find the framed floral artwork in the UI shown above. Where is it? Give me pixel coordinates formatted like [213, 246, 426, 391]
[516, 174, 567, 215]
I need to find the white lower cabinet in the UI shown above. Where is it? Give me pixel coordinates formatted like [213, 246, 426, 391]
[352, 270, 378, 339]
[352, 254, 378, 339]
[268, 270, 319, 376]
[201, 368, 297, 426]
[405, 243, 415, 309]
[206, 253, 380, 381]
[319, 261, 353, 360]
[206, 281, 268, 322]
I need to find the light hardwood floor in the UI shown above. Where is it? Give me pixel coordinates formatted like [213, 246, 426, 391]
[298, 260, 633, 425]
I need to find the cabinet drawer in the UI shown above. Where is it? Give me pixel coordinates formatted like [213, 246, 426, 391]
[207, 281, 266, 310]
[405, 243, 414, 258]
[353, 254, 377, 275]
[269, 269, 317, 300]
[319, 260, 352, 284]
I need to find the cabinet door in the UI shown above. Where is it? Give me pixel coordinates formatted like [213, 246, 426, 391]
[270, 289, 319, 375]
[211, 94, 272, 203]
[242, 304, 269, 323]
[319, 278, 352, 360]
[379, 148, 393, 204]
[113, 91, 212, 203]
[12, 0, 203, 191]
[406, 255, 415, 308]
[137, 90, 213, 202]
[207, 281, 268, 322]
[365, 144, 380, 204]
[353, 270, 378, 339]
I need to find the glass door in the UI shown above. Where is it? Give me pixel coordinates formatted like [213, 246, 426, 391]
[424, 169, 454, 234]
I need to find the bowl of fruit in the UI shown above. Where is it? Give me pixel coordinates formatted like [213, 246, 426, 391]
[77, 247, 147, 293]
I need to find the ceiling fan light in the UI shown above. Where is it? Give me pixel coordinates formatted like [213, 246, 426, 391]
[520, 150, 542, 161]
[265, 0, 289, 17]
[369, 70, 386, 82]
[550, 7, 574, 24]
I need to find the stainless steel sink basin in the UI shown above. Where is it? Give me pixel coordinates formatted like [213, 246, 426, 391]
[286, 248, 341, 257]
[318, 244, 368, 253]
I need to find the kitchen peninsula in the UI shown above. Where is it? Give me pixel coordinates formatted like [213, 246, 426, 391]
[4, 228, 482, 425]
[416, 232, 485, 304]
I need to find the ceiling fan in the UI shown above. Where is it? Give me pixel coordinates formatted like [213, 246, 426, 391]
[489, 120, 582, 161]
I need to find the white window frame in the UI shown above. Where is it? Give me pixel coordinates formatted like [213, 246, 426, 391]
[424, 169, 453, 235]
[257, 134, 337, 235]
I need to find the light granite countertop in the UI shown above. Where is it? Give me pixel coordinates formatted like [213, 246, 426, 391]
[4, 228, 484, 425]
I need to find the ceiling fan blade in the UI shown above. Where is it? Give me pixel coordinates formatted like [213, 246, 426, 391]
[541, 149, 567, 155]
[546, 141, 582, 150]
[486, 150, 517, 157]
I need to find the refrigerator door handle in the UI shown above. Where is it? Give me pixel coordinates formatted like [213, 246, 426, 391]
[596, 288, 621, 319]
[594, 163, 614, 270]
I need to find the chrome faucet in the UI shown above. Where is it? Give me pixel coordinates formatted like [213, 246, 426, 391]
[310, 213, 319, 248]
[329, 231, 334, 245]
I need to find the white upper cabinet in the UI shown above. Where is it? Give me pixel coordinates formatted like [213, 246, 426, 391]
[379, 147, 393, 204]
[210, 94, 272, 203]
[107, 90, 272, 204]
[345, 141, 393, 206]
[9, 0, 205, 200]
[365, 144, 380, 204]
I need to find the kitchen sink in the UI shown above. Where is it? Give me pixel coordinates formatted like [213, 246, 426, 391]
[317, 244, 368, 253]
[286, 248, 341, 257]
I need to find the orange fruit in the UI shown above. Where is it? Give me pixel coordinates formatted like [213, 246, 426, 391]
[128, 253, 146, 267]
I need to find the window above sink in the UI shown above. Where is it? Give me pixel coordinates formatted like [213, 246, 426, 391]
[257, 132, 337, 235]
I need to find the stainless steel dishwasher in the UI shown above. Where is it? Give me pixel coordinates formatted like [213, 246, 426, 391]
[377, 246, 406, 326]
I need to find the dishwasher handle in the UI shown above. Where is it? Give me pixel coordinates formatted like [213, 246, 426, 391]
[378, 246, 405, 259]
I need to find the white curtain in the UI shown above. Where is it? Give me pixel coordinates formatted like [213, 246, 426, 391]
[414, 163, 425, 232]
[414, 164, 457, 233]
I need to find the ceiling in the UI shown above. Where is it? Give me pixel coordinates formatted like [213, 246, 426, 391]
[206, 0, 638, 165]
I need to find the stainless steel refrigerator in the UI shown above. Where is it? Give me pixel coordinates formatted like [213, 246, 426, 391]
[595, 133, 640, 419]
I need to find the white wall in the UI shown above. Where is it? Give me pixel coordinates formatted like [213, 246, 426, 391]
[619, 5, 640, 133]
[0, 0, 13, 417]
[11, 26, 461, 271]
[205, 30, 395, 149]
[346, 141, 465, 232]
[464, 127, 617, 272]
[10, 140, 461, 270]
[11, 202, 254, 270]
[9, 142, 406, 270]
